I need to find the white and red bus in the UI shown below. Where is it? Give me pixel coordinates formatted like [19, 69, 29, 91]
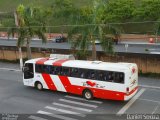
[23, 56, 138, 101]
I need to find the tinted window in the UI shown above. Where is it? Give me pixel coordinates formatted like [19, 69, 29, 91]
[35, 64, 125, 84]
[61, 67, 70, 76]
[44, 65, 51, 74]
[50, 66, 55, 74]
[108, 72, 114, 82]
[54, 66, 62, 75]
[114, 72, 124, 83]
[35, 64, 43, 73]
[70, 68, 79, 77]
[24, 63, 34, 79]
[79, 69, 87, 78]
[85, 70, 97, 80]
[97, 71, 108, 81]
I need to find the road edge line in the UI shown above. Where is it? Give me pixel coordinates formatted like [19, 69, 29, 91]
[0, 68, 21, 72]
[116, 88, 146, 115]
[139, 85, 160, 89]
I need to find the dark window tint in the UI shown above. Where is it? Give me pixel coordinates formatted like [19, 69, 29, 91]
[50, 66, 55, 74]
[24, 63, 34, 79]
[35, 64, 43, 73]
[35, 65, 51, 74]
[70, 68, 79, 77]
[97, 71, 108, 81]
[61, 67, 70, 76]
[114, 72, 124, 83]
[79, 69, 87, 78]
[54, 66, 62, 75]
[85, 70, 97, 80]
[108, 72, 114, 82]
[44, 65, 51, 74]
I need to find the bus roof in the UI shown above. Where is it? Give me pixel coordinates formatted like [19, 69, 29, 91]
[25, 58, 136, 72]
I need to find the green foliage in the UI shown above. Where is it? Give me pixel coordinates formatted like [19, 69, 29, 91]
[68, 0, 119, 60]
[0, 0, 92, 12]
[8, 5, 50, 59]
[103, 0, 136, 22]
[133, 0, 160, 21]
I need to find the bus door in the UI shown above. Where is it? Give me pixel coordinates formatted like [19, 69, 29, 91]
[23, 63, 34, 85]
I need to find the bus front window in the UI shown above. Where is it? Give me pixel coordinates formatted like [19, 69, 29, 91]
[24, 63, 34, 79]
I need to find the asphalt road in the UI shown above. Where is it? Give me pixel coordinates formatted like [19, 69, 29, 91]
[0, 62, 159, 120]
[0, 39, 160, 54]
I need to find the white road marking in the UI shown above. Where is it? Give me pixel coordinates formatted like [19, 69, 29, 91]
[65, 95, 103, 104]
[117, 88, 146, 115]
[45, 106, 86, 117]
[53, 102, 92, 112]
[37, 110, 78, 120]
[150, 52, 160, 54]
[0, 68, 21, 72]
[37, 110, 52, 115]
[152, 104, 160, 114]
[28, 115, 48, 120]
[139, 85, 160, 89]
[59, 99, 98, 108]
[138, 98, 160, 103]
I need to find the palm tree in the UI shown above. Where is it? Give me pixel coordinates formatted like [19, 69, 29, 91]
[8, 4, 48, 59]
[68, 0, 121, 60]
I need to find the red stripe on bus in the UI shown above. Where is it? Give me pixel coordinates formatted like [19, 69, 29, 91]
[90, 88, 125, 100]
[58, 76, 85, 95]
[36, 58, 57, 90]
[53, 59, 69, 66]
[58, 76, 126, 100]
[36, 58, 49, 64]
[42, 73, 57, 90]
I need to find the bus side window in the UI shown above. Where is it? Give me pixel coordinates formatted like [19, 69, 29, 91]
[44, 65, 51, 74]
[50, 66, 55, 75]
[98, 71, 106, 81]
[86, 70, 96, 80]
[54, 66, 62, 75]
[107, 72, 114, 82]
[62, 67, 70, 76]
[114, 72, 124, 84]
[35, 64, 43, 73]
[79, 69, 87, 78]
[70, 68, 79, 78]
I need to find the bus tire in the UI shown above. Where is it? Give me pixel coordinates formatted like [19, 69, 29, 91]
[35, 82, 43, 90]
[83, 89, 93, 100]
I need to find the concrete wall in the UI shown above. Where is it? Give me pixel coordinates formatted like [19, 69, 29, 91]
[0, 46, 160, 73]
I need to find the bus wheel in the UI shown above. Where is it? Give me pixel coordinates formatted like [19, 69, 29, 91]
[36, 82, 43, 90]
[83, 89, 93, 100]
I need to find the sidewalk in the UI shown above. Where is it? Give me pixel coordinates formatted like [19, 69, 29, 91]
[0, 62, 20, 70]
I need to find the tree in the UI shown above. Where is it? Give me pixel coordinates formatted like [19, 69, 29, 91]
[133, 0, 160, 21]
[103, 0, 136, 23]
[51, 0, 75, 34]
[8, 4, 49, 59]
[68, 0, 120, 60]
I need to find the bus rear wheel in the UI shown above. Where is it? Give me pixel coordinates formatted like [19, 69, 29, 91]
[36, 82, 43, 90]
[83, 89, 93, 100]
